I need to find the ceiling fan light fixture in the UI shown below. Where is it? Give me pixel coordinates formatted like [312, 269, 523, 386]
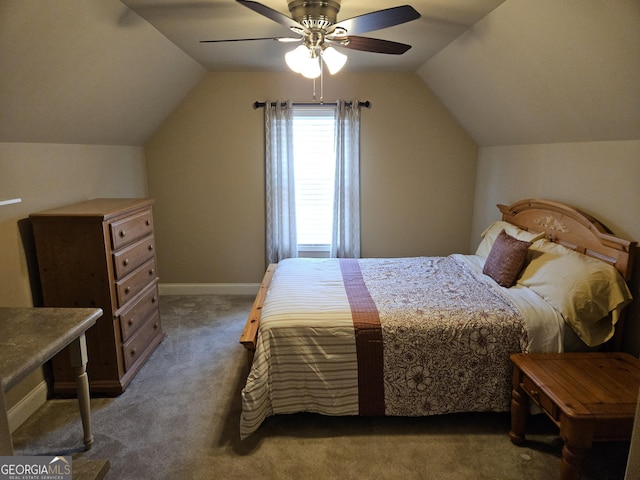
[284, 44, 308, 73]
[285, 45, 321, 78]
[300, 57, 321, 78]
[322, 46, 347, 75]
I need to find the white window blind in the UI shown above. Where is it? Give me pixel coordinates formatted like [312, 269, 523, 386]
[292, 106, 335, 253]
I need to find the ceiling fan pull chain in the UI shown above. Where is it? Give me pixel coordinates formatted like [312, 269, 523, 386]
[320, 56, 324, 104]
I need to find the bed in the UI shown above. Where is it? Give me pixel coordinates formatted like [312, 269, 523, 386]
[239, 199, 636, 439]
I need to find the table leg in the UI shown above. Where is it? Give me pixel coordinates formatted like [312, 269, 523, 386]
[509, 374, 529, 446]
[559, 418, 593, 480]
[0, 392, 13, 455]
[68, 333, 93, 450]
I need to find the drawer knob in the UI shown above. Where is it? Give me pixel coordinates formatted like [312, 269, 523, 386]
[125, 287, 131, 294]
[148, 244, 154, 251]
[120, 230, 126, 238]
[123, 258, 129, 266]
[154, 322, 159, 329]
[130, 348, 137, 356]
[146, 220, 151, 226]
[152, 296, 157, 303]
[149, 268, 155, 276]
[128, 319, 134, 326]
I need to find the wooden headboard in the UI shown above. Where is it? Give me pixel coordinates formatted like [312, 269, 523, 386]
[499, 199, 636, 282]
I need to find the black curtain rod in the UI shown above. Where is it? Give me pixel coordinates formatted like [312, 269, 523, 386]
[253, 100, 370, 109]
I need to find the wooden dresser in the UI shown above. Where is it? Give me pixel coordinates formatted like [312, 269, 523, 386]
[30, 198, 164, 395]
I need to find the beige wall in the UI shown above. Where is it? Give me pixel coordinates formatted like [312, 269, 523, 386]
[471, 140, 640, 354]
[0, 143, 149, 307]
[144, 71, 478, 285]
[0, 142, 148, 412]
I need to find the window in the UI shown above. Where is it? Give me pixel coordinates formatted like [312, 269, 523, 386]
[264, 100, 360, 263]
[292, 105, 335, 257]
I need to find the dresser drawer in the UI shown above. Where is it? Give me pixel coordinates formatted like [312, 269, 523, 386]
[118, 283, 159, 342]
[110, 209, 154, 250]
[116, 258, 157, 308]
[113, 235, 156, 280]
[122, 309, 161, 371]
[521, 374, 560, 421]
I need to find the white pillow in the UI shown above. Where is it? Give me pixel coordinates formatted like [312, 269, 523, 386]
[475, 221, 545, 258]
[517, 239, 632, 346]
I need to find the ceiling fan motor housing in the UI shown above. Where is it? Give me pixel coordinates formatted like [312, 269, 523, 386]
[288, 0, 341, 30]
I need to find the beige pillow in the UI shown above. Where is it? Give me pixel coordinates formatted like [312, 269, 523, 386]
[475, 221, 545, 258]
[482, 229, 533, 287]
[518, 239, 633, 346]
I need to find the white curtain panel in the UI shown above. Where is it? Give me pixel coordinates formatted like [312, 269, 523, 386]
[264, 100, 298, 264]
[331, 100, 361, 258]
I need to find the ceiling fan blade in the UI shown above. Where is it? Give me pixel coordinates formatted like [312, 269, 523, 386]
[337, 36, 412, 55]
[200, 37, 300, 43]
[236, 0, 306, 32]
[330, 5, 420, 36]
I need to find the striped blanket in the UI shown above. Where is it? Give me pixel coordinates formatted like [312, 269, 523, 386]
[240, 256, 532, 439]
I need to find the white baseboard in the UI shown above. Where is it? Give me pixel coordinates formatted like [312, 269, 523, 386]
[8, 380, 48, 433]
[159, 283, 260, 296]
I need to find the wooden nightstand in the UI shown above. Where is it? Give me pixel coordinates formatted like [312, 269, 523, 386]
[509, 352, 640, 480]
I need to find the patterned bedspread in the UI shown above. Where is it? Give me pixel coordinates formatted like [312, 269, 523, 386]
[240, 256, 535, 439]
[361, 256, 528, 416]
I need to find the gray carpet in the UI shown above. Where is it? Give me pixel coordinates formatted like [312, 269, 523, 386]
[11, 295, 630, 479]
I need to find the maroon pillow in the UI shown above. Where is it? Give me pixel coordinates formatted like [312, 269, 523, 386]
[482, 229, 532, 287]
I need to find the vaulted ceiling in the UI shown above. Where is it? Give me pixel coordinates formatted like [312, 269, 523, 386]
[0, 1, 205, 146]
[1, 0, 638, 147]
[419, 0, 640, 145]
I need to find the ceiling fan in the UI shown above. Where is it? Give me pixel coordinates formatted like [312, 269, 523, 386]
[201, 0, 421, 78]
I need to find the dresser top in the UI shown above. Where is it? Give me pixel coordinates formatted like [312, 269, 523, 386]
[30, 198, 154, 220]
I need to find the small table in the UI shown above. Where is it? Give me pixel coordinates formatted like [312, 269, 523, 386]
[0, 307, 102, 455]
[509, 352, 640, 480]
